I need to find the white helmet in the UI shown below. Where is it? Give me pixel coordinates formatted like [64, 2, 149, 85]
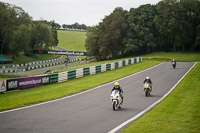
[146, 76, 150, 79]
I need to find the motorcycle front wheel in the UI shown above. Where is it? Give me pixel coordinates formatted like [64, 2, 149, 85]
[145, 89, 149, 97]
[112, 101, 117, 111]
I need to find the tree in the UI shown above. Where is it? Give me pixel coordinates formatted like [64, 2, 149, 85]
[0, 2, 16, 55]
[9, 24, 31, 59]
[85, 27, 100, 59]
[0, 2, 32, 58]
[31, 21, 54, 50]
[126, 4, 157, 55]
[97, 7, 128, 60]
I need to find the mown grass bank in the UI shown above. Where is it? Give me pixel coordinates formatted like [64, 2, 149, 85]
[122, 63, 200, 133]
[12, 54, 60, 64]
[57, 30, 86, 52]
[0, 60, 160, 111]
[142, 52, 200, 62]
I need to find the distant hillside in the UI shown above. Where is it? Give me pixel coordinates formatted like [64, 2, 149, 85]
[57, 30, 86, 52]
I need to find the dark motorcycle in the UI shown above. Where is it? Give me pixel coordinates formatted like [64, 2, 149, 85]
[172, 62, 176, 69]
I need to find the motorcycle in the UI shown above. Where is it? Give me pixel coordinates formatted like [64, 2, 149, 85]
[143, 82, 151, 97]
[110, 90, 123, 111]
[172, 61, 176, 69]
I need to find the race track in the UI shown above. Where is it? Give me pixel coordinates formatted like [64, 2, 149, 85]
[0, 62, 195, 133]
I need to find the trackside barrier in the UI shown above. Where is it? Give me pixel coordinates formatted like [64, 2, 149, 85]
[83, 67, 90, 77]
[0, 57, 142, 93]
[101, 64, 106, 72]
[58, 71, 68, 83]
[106, 64, 111, 71]
[76, 68, 83, 78]
[68, 70, 76, 80]
[49, 74, 58, 84]
[96, 65, 101, 74]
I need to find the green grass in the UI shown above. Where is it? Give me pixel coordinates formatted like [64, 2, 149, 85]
[57, 30, 86, 52]
[122, 63, 200, 133]
[0, 60, 160, 111]
[12, 54, 60, 64]
[142, 52, 200, 62]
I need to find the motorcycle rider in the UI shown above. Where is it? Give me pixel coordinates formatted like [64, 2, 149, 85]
[171, 59, 176, 68]
[143, 76, 152, 91]
[172, 59, 176, 65]
[111, 82, 123, 104]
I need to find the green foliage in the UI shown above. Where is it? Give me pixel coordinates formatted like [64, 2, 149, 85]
[0, 3, 32, 56]
[85, 27, 100, 58]
[126, 4, 157, 55]
[0, 2, 58, 58]
[9, 24, 32, 59]
[86, 7, 128, 60]
[31, 21, 54, 50]
[86, 0, 200, 60]
[62, 23, 87, 30]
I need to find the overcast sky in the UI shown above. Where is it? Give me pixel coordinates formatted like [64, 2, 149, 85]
[1, 0, 161, 26]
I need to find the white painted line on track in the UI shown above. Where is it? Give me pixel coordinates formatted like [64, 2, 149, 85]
[108, 62, 197, 133]
[0, 62, 163, 114]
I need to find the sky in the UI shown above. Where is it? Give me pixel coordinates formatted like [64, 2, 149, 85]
[0, 0, 162, 26]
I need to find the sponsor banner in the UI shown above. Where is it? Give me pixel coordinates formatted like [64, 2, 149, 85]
[0, 80, 6, 93]
[7, 79, 18, 91]
[33, 50, 87, 56]
[7, 76, 50, 91]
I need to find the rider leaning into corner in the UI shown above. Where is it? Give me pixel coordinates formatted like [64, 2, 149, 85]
[111, 82, 124, 103]
[143, 76, 153, 91]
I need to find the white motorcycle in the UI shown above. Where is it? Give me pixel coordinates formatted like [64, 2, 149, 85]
[110, 90, 123, 111]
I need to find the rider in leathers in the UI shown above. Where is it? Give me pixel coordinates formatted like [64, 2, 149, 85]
[143, 76, 152, 91]
[111, 82, 123, 104]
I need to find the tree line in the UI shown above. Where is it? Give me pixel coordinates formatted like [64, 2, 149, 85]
[44, 21, 88, 31]
[85, 0, 200, 60]
[62, 23, 87, 31]
[0, 2, 60, 59]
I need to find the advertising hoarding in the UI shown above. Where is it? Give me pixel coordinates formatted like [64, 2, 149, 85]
[7, 76, 50, 91]
[0, 80, 6, 93]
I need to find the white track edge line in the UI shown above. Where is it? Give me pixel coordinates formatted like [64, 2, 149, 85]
[108, 62, 197, 133]
[0, 62, 163, 114]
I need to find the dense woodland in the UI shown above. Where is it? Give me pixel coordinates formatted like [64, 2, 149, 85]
[85, 0, 200, 60]
[0, 2, 60, 59]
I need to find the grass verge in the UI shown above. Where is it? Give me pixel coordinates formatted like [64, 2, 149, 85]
[0, 60, 160, 111]
[121, 63, 200, 133]
[12, 54, 60, 64]
[142, 52, 200, 62]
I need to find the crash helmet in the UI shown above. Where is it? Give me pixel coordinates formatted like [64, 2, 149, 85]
[146, 76, 150, 80]
[114, 82, 119, 88]
[173, 59, 175, 61]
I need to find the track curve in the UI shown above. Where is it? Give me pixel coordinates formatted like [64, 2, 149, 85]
[0, 62, 195, 133]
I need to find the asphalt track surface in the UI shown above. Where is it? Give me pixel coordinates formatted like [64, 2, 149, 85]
[0, 62, 195, 133]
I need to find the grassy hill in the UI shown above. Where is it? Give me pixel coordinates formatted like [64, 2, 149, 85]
[57, 30, 86, 52]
